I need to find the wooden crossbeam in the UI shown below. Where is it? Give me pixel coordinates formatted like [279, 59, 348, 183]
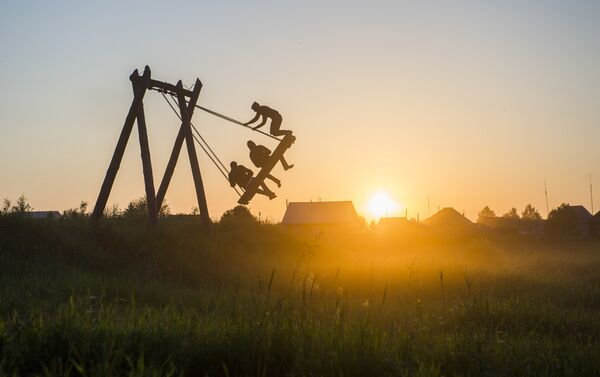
[136, 101, 158, 224]
[237, 134, 295, 205]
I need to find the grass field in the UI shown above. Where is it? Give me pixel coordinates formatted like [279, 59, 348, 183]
[1, 214, 599, 376]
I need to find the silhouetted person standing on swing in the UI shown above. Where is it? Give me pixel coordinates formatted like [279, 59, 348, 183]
[244, 102, 293, 137]
[228, 161, 276, 200]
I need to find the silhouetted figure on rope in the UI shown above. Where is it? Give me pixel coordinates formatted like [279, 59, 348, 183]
[244, 102, 293, 137]
[228, 161, 276, 200]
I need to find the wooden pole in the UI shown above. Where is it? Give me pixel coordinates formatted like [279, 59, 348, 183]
[176, 80, 211, 228]
[91, 66, 151, 220]
[155, 80, 202, 210]
[136, 101, 158, 224]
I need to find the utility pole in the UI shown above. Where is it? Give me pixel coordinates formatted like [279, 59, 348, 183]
[544, 179, 550, 217]
[427, 195, 430, 217]
[590, 174, 594, 214]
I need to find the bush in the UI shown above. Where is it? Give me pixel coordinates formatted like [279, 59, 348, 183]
[219, 205, 257, 225]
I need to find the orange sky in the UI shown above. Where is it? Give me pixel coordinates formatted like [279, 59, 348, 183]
[1, 2, 599, 221]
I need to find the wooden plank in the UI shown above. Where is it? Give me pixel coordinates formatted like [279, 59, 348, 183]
[91, 66, 151, 220]
[136, 102, 158, 224]
[176, 80, 211, 228]
[237, 134, 295, 205]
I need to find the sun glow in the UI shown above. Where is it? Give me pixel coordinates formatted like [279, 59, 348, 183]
[367, 191, 400, 220]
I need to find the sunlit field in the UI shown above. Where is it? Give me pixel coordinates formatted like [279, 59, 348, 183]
[1, 214, 600, 376]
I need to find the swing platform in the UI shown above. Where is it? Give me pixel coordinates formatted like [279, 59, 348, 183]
[238, 134, 296, 205]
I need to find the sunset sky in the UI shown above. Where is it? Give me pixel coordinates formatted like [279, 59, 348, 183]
[1, 1, 599, 221]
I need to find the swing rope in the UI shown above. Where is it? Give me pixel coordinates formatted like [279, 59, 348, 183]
[160, 92, 243, 197]
[166, 94, 231, 175]
[192, 103, 282, 142]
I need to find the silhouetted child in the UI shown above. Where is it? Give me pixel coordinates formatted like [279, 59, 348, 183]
[228, 161, 276, 200]
[244, 102, 293, 137]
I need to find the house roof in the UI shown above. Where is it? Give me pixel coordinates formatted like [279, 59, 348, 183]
[423, 207, 473, 228]
[588, 211, 600, 224]
[569, 205, 592, 224]
[281, 201, 358, 225]
[27, 211, 61, 219]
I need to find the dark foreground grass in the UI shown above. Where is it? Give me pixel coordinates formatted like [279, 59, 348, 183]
[1, 215, 600, 376]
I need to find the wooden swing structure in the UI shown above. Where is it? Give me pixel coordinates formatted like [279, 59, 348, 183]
[91, 66, 295, 228]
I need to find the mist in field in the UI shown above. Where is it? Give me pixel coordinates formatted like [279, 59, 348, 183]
[1, 210, 599, 376]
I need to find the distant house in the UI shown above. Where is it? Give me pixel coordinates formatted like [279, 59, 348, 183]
[281, 201, 359, 228]
[423, 207, 475, 232]
[570, 205, 593, 235]
[377, 216, 424, 236]
[478, 216, 519, 233]
[27, 211, 61, 219]
[589, 211, 600, 236]
[378, 216, 410, 227]
[518, 219, 546, 236]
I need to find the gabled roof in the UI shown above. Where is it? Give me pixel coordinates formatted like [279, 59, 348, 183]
[588, 211, 600, 225]
[282, 201, 358, 225]
[423, 207, 473, 228]
[569, 205, 592, 224]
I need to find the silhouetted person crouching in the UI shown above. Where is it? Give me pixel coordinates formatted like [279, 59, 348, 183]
[244, 102, 292, 137]
[228, 161, 276, 199]
[246, 140, 294, 188]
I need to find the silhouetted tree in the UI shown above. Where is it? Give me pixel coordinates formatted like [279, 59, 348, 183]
[502, 208, 520, 219]
[123, 197, 170, 218]
[220, 205, 257, 224]
[1, 199, 11, 215]
[62, 201, 89, 219]
[0, 195, 33, 216]
[477, 206, 496, 223]
[545, 203, 578, 238]
[104, 204, 122, 218]
[521, 204, 542, 221]
[14, 195, 33, 213]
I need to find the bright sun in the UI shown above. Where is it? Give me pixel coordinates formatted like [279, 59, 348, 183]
[367, 191, 399, 219]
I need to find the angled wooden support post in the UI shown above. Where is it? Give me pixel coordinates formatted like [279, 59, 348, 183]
[237, 134, 296, 205]
[155, 80, 202, 209]
[136, 101, 158, 225]
[91, 66, 151, 220]
[175, 80, 211, 228]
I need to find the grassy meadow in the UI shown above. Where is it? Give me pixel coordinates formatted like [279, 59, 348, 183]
[1, 213, 600, 376]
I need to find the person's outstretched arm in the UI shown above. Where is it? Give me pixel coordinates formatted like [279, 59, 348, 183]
[244, 113, 261, 126]
[252, 117, 267, 130]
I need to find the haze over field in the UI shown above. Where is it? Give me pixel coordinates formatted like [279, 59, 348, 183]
[1, 1, 599, 220]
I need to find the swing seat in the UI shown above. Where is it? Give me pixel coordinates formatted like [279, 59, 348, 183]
[238, 134, 295, 205]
